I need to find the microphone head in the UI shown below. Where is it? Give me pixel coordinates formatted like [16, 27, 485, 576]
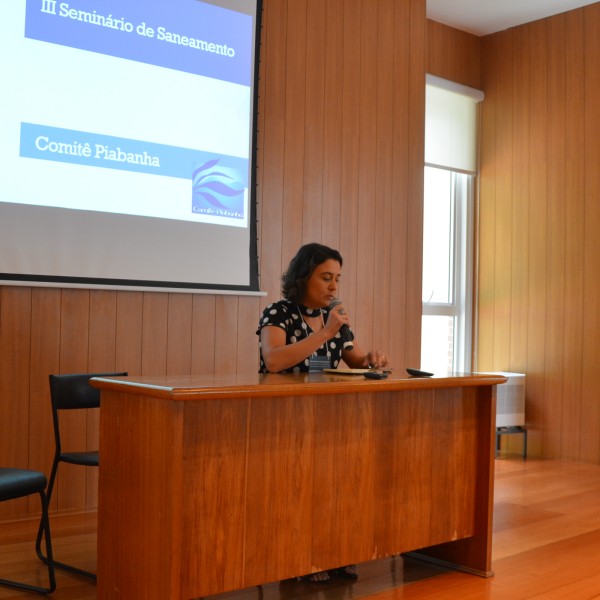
[329, 298, 342, 309]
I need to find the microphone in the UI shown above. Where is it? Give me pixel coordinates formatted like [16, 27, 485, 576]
[329, 299, 354, 350]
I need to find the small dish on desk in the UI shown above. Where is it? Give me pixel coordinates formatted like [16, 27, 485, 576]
[323, 368, 371, 375]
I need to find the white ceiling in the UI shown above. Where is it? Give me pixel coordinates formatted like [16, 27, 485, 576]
[427, 0, 598, 36]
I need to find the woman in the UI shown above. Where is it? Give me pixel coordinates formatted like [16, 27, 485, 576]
[256, 243, 388, 582]
[257, 243, 388, 375]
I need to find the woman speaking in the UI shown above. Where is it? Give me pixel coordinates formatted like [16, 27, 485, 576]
[257, 243, 388, 375]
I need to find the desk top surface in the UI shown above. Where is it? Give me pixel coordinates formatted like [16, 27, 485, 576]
[90, 371, 507, 401]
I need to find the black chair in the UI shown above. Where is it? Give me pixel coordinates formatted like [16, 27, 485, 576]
[35, 372, 127, 580]
[0, 468, 56, 595]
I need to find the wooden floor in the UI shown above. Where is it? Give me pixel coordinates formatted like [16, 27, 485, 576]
[2, 457, 600, 599]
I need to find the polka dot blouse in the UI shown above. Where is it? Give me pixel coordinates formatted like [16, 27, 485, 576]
[256, 299, 351, 373]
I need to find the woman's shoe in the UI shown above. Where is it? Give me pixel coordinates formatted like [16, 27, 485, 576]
[334, 564, 358, 580]
[298, 571, 331, 583]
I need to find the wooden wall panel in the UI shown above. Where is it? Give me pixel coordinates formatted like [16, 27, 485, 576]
[389, 0, 415, 388]
[115, 291, 143, 375]
[140, 293, 169, 376]
[524, 19, 548, 458]
[355, 0, 378, 345]
[543, 14, 567, 459]
[477, 32, 498, 372]
[405, 0, 426, 365]
[214, 296, 239, 376]
[491, 31, 513, 374]
[0, 287, 32, 520]
[427, 19, 482, 90]
[236, 296, 262, 375]
[562, 9, 585, 461]
[190, 294, 216, 374]
[509, 27, 530, 377]
[280, 0, 307, 262]
[1, 0, 427, 522]
[302, 0, 326, 244]
[321, 0, 344, 250]
[580, 3, 600, 463]
[478, 4, 600, 462]
[166, 293, 193, 376]
[372, 2, 395, 354]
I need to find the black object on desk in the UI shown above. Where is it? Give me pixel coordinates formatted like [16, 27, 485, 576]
[406, 368, 434, 377]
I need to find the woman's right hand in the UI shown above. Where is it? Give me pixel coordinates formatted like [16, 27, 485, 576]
[324, 303, 350, 337]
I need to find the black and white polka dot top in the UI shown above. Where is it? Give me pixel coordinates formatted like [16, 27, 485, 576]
[256, 299, 353, 373]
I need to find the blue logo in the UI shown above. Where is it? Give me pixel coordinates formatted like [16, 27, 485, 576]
[192, 159, 246, 219]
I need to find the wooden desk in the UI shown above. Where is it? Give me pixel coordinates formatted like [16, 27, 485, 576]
[92, 372, 505, 599]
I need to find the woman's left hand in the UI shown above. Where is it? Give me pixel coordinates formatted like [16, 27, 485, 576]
[342, 344, 389, 370]
[365, 350, 389, 370]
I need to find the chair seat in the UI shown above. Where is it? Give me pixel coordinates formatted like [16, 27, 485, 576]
[60, 451, 99, 467]
[0, 468, 47, 502]
[1, 467, 56, 594]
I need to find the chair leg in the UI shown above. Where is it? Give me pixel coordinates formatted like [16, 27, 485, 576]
[495, 429, 501, 457]
[39, 489, 57, 593]
[0, 490, 56, 596]
[35, 456, 59, 564]
[36, 458, 97, 581]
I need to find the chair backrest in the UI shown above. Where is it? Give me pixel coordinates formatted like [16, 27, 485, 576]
[48, 372, 128, 455]
[49, 372, 128, 411]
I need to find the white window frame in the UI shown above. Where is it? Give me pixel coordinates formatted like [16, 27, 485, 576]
[421, 166, 475, 373]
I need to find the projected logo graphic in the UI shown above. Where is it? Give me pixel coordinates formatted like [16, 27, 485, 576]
[192, 159, 246, 219]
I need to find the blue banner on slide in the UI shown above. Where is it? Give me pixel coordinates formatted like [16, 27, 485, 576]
[25, 0, 253, 87]
[20, 122, 248, 219]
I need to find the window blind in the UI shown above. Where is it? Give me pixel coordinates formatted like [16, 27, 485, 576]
[425, 74, 484, 174]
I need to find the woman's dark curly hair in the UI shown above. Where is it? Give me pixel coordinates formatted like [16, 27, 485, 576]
[282, 243, 343, 303]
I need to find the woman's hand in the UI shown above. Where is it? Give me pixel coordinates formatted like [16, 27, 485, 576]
[364, 350, 389, 370]
[342, 345, 389, 370]
[323, 303, 350, 337]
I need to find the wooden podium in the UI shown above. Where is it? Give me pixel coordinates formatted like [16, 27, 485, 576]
[91, 372, 505, 599]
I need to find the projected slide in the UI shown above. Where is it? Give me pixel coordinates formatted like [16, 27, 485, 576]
[3, 0, 253, 226]
[0, 0, 261, 291]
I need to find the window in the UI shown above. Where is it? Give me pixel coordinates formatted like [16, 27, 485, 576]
[421, 166, 474, 373]
[421, 76, 483, 375]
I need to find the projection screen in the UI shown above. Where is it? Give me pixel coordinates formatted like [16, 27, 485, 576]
[0, 0, 262, 293]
